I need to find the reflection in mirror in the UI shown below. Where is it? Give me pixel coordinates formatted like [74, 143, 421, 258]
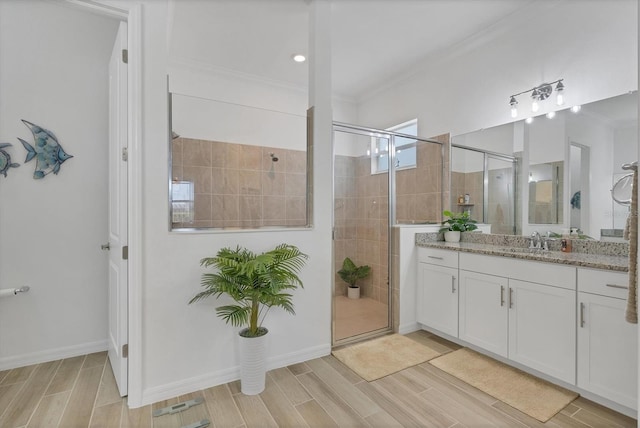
[528, 162, 563, 224]
[169, 93, 309, 230]
[452, 91, 637, 240]
[451, 145, 517, 234]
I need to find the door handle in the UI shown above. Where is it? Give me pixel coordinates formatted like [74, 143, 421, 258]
[508, 287, 513, 309]
[580, 302, 585, 327]
[500, 286, 505, 306]
[451, 276, 456, 293]
[101, 242, 110, 251]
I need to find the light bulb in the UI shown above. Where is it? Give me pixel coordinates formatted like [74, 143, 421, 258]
[292, 54, 306, 63]
[509, 96, 518, 118]
[525, 117, 534, 124]
[531, 100, 539, 112]
[546, 111, 556, 119]
[571, 105, 581, 113]
[555, 81, 565, 106]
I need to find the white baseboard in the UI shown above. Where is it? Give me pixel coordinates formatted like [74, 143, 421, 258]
[141, 343, 331, 406]
[398, 322, 420, 335]
[0, 340, 108, 371]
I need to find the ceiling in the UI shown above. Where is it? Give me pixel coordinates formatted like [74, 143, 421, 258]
[168, 0, 534, 101]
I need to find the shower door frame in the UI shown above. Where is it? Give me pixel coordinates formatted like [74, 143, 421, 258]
[451, 144, 518, 234]
[332, 122, 444, 347]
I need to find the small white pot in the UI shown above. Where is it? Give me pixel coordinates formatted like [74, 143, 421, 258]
[238, 328, 268, 395]
[347, 286, 360, 299]
[444, 231, 461, 242]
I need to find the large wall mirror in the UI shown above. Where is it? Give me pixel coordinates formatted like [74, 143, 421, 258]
[452, 91, 637, 240]
[169, 93, 311, 231]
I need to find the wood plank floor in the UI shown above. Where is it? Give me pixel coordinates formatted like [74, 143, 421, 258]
[0, 331, 636, 427]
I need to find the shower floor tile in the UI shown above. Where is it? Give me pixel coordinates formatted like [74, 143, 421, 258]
[334, 295, 388, 341]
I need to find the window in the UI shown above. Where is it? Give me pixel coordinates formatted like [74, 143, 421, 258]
[171, 180, 195, 224]
[373, 119, 417, 173]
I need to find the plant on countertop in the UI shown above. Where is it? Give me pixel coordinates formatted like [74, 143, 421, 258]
[338, 257, 371, 288]
[439, 210, 478, 233]
[189, 244, 308, 337]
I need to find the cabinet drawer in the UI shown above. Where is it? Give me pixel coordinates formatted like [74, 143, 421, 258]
[417, 247, 458, 268]
[578, 268, 629, 299]
[460, 253, 575, 290]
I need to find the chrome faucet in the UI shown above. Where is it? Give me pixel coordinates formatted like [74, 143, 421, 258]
[530, 231, 541, 249]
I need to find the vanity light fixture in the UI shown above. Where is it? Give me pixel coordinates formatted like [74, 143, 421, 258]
[292, 54, 306, 63]
[509, 79, 565, 117]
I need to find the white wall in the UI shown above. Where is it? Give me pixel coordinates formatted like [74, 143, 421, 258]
[357, 1, 637, 139]
[136, 1, 339, 404]
[0, 1, 119, 368]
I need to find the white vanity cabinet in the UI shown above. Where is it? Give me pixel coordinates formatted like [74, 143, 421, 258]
[577, 268, 637, 410]
[459, 270, 508, 357]
[458, 253, 577, 384]
[416, 248, 459, 337]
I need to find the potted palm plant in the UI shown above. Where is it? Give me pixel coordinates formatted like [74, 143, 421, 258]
[338, 257, 371, 299]
[439, 210, 478, 242]
[189, 244, 307, 395]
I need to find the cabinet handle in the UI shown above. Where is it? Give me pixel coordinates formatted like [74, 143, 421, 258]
[500, 286, 505, 306]
[606, 283, 629, 290]
[580, 302, 585, 327]
[428, 256, 444, 260]
[451, 276, 456, 293]
[508, 287, 513, 309]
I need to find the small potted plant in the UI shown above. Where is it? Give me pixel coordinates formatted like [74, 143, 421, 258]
[439, 210, 478, 242]
[189, 244, 307, 395]
[338, 257, 371, 299]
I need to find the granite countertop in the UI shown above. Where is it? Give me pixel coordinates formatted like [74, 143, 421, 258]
[416, 240, 630, 272]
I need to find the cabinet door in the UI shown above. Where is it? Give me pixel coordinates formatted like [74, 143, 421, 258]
[459, 270, 508, 357]
[578, 292, 638, 410]
[508, 279, 576, 384]
[417, 263, 458, 337]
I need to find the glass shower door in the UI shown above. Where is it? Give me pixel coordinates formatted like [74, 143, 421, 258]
[487, 156, 517, 235]
[333, 127, 391, 344]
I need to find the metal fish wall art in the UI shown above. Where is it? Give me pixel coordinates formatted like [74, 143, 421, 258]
[19, 120, 73, 179]
[0, 143, 20, 177]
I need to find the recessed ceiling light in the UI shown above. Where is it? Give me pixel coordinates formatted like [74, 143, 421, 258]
[571, 105, 582, 113]
[292, 54, 306, 63]
[546, 111, 556, 119]
[525, 117, 534, 124]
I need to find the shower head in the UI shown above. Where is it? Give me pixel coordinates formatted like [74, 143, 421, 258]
[270, 153, 279, 162]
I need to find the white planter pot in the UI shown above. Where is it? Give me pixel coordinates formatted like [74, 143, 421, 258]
[238, 328, 268, 395]
[347, 286, 360, 299]
[444, 231, 461, 242]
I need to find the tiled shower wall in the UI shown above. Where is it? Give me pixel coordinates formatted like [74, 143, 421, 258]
[334, 136, 447, 305]
[451, 167, 516, 235]
[171, 138, 307, 229]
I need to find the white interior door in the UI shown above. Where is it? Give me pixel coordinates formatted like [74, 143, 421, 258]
[108, 21, 128, 397]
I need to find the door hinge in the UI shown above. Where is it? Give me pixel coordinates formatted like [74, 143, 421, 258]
[122, 344, 128, 358]
[122, 49, 128, 64]
[122, 245, 128, 260]
[122, 147, 128, 162]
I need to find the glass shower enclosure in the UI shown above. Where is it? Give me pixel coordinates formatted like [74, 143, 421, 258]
[451, 145, 517, 235]
[332, 123, 444, 345]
